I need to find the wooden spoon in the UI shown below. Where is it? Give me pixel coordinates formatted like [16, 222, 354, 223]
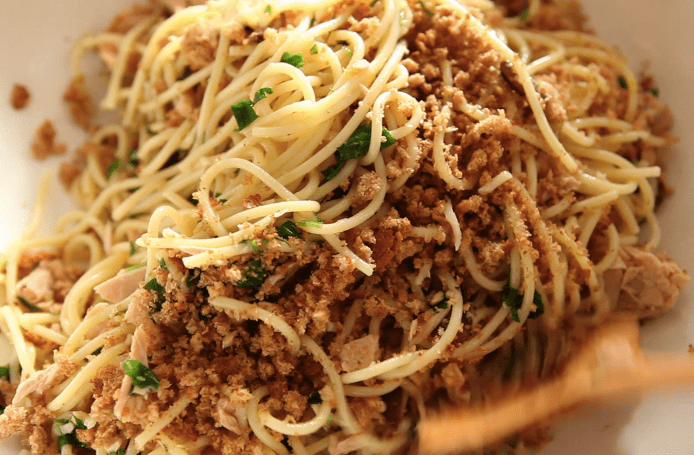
[418, 319, 694, 454]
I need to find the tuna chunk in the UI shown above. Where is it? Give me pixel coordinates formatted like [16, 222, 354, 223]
[94, 267, 146, 303]
[340, 334, 379, 372]
[12, 354, 78, 404]
[604, 247, 689, 318]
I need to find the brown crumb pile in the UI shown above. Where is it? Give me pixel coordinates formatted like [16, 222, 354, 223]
[11, 83, 31, 109]
[5, 0, 688, 454]
[31, 120, 66, 160]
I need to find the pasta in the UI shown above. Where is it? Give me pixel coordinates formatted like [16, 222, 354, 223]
[0, 0, 689, 454]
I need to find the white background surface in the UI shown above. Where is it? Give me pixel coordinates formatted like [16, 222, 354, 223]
[1, 0, 693, 453]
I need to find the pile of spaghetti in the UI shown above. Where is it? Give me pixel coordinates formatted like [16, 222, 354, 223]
[0, 0, 688, 454]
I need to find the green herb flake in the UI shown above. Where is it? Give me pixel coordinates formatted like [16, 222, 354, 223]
[519, 7, 529, 21]
[327, 413, 334, 428]
[129, 241, 138, 256]
[128, 149, 140, 168]
[129, 212, 146, 219]
[122, 359, 160, 390]
[296, 216, 323, 229]
[126, 261, 146, 271]
[281, 438, 293, 453]
[277, 220, 302, 239]
[618, 76, 628, 89]
[502, 280, 544, 322]
[0, 405, 5, 415]
[370, 0, 379, 5]
[322, 124, 397, 181]
[264, 4, 271, 13]
[55, 416, 90, 451]
[237, 259, 269, 291]
[159, 258, 168, 270]
[310, 44, 319, 54]
[419, 0, 434, 17]
[198, 311, 215, 321]
[649, 87, 659, 97]
[177, 65, 192, 81]
[280, 52, 305, 68]
[186, 271, 200, 288]
[109, 449, 126, 455]
[106, 157, 121, 179]
[144, 278, 165, 299]
[308, 390, 323, 405]
[432, 295, 449, 311]
[231, 99, 259, 131]
[529, 290, 545, 319]
[91, 347, 103, 356]
[17, 296, 42, 313]
[344, 47, 353, 57]
[241, 239, 262, 254]
[0, 366, 9, 380]
[254, 87, 274, 104]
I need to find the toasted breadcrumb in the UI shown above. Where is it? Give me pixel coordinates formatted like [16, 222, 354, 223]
[11, 83, 30, 109]
[31, 120, 66, 160]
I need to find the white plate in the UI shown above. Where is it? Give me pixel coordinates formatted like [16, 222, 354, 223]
[1, 1, 693, 453]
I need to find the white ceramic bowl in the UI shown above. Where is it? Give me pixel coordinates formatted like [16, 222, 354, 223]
[1, 1, 693, 453]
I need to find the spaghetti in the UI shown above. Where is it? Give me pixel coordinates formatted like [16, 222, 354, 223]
[0, 0, 689, 454]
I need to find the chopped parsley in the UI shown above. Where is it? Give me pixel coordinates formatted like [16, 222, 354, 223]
[241, 239, 262, 254]
[254, 87, 274, 104]
[186, 271, 200, 288]
[277, 220, 302, 239]
[91, 346, 103, 356]
[237, 259, 269, 291]
[125, 261, 146, 271]
[310, 44, 319, 54]
[618, 75, 628, 89]
[0, 405, 4, 416]
[264, 4, 271, 13]
[432, 295, 449, 311]
[649, 87, 659, 97]
[129, 212, 146, 219]
[0, 366, 9, 380]
[322, 124, 396, 181]
[281, 437, 293, 453]
[370, 0, 379, 5]
[159, 258, 168, 270]
[231, 99, 258, 131]
[519, 7, 529, 21]
[144, 278, 165, 308]
[55, 416, 90, 451]
[122, 359, 160, 391]
[344, 47, 353, 57]
[129, 241, 138, 256]
[419, 0, 434, 17]
[177, 65, 192, 81]
[501, 281, 544, 323]
[128, 149, 140, 168]
[231, 87, 274, 130]
[17, 295, 42, 312]
[109, 449, 126, 455]
[327, 413, 334, 428]
[308, 390, 323, 405]
[106, 157, 121, 179]
[297, 216, 323, 229]
[280, 52, 305, 68]
[198, 311, 215, 321]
